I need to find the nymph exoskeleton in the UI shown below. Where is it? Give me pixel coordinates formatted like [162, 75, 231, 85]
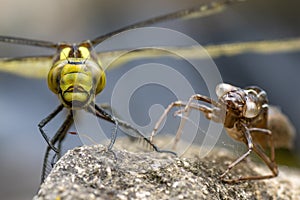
[151, 83, 279, 183]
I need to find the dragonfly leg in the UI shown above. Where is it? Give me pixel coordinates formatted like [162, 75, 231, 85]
[89, 104, 118, 150]
[41, 112, 73, 184]
[115, 117, 177, 156]
[90, 104, 177, 156]
[38, 104, 64, 153]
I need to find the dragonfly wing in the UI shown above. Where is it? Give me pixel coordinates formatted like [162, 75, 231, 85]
[0, 55, 53, 79]
[90, 0, 244, 45]
[98, 37, 300, 70]
[3, 38, 300, 77]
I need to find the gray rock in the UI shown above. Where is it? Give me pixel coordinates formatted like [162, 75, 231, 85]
[34, 140, 300, 200]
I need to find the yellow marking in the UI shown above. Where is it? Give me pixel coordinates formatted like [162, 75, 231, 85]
[60, 73, 93, 92]
[60, 73, 92, 89]
[0, 56, 52, 78]
[60, 64, 93, 93]
[59, 47, 71, 60]
[63, 91, 89, 103]
[96, 70, 106, 94]
[47, 61, 63, 94]
[60, 63, 89, 76]
[97, 37, 300, 70]
[78, 46, 90, 59]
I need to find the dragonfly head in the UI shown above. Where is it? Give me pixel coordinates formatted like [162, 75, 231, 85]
[48, 42, 106, 109]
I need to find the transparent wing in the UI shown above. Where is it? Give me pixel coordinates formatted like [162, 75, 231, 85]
[0, 0, 248, 79]
[90, 0, 241, 45]
[1, 37, 300, 78]
[0, 55, 53, 78]
[98, 37, 300, 71]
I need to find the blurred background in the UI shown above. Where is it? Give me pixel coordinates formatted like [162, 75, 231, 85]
[0, 0, 299, 199]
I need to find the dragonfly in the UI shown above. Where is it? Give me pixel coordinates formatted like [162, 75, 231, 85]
[0, 0, 248, 183]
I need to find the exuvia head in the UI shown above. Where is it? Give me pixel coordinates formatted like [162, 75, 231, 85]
[216, 83, 263, 119]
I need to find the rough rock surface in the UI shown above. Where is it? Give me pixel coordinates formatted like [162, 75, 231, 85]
[34, 140, 300, 200]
